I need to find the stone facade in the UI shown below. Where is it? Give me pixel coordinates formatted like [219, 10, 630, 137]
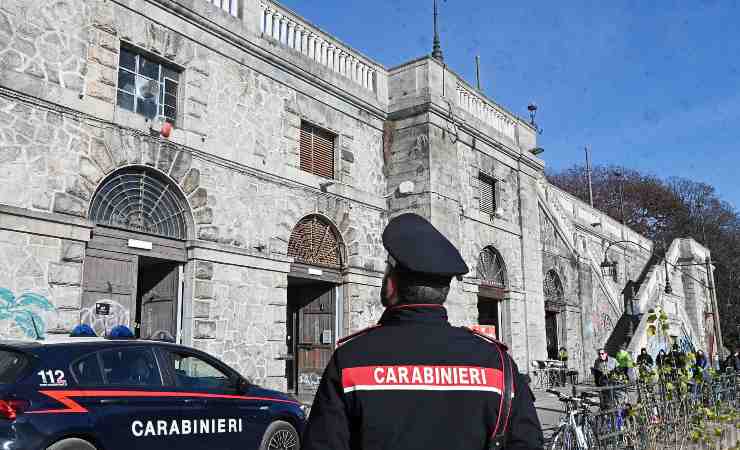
[0, 0, 718, 393]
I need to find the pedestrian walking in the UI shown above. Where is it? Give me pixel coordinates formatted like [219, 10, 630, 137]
[724, 348, 740, 372]
[656, 349, 667, 367]
[301, 213, 544, 450]
[636, 348, 653, 368]
[592, 348, 617, 409]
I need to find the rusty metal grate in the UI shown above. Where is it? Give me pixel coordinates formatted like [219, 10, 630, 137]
[477, 246, 507, 288]
[89, 168, 189, 239]
[288, 215, 343, 268]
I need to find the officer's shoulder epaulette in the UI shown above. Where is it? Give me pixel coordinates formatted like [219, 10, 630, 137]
[462, 326, 509, 352]
[336, 325, 382, 348]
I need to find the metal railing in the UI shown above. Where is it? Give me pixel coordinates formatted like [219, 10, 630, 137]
[569, 372, 739, 450]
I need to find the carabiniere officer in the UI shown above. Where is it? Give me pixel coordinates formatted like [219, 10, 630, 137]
[302, 213, 544, 450]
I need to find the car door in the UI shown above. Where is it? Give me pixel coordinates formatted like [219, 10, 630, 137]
[158, 348, 270, 450]
[90, 346, 179, 450]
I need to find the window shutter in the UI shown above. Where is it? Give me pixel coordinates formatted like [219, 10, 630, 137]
[479, 173, 496, 215]
[300, 122, 335, 179]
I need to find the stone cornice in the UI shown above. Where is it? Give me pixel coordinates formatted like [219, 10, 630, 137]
[388, 101, 545, 174]
[136, 0, 387, 120]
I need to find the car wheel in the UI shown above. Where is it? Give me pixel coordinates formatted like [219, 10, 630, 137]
[259, 420, 300, 450]
[46, 438, 97, 450]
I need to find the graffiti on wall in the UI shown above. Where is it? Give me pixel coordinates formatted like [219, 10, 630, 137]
[0, 288, 54, 338]
[80, 299, 131, 337]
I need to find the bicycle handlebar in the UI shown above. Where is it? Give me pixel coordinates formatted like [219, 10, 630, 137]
[546, 389, 600, 407]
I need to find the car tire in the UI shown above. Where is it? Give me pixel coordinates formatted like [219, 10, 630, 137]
[46, 438, 97, 450]
[259, 420, 300, 450]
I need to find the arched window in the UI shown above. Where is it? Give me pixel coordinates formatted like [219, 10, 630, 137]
[89, 167, 189, 239]
[287, 215, 343, 269]
[477, 246, 507, 288]
[544, 269, 565, 310]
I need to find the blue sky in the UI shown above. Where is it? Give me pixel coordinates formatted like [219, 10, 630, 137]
[279, 0, 739, 209]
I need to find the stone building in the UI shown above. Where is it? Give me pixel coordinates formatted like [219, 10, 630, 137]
[0, 0, 718, 397]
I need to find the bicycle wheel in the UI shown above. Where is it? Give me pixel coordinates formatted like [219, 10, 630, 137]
[583, 420, 600, 450]
[549, 427, 576, 450]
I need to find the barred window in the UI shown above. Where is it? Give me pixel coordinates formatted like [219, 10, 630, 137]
[478, 172, 497, 215]
[117, 46, 180, 124]
[300, 122, 335, 179]
[208, 0, 238, 16]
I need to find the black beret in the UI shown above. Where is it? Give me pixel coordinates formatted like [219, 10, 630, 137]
[382, 213, 469, 278]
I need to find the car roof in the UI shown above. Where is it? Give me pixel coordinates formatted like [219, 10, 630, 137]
[0, 337, 184, 349]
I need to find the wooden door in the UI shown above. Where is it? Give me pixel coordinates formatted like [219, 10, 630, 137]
[296, 289, 335, 399]
[545, 311, 559, 360]
[477, 297, 500, 338]
[138, 261, 179, 340]
[81, 249, 138, 336]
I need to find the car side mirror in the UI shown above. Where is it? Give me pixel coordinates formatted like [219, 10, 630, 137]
[237, 377, 250, 394]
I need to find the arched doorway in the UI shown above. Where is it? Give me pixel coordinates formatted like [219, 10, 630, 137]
[476, 246, 508, 341]
[285, 215, 345, 402]
[544, 269, 565, 360]
[81, 167, 191, 340]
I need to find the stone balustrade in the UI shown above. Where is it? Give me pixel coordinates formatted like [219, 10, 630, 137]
[259, 1, 380, 92]
[208, 0, 238, 17]
[455, 82, 517, 143]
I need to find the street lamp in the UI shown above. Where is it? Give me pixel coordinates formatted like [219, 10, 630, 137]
[600, 255, 618, 282]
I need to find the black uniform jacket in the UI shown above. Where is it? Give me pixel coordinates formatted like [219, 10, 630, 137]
[302, 304, 544, 450]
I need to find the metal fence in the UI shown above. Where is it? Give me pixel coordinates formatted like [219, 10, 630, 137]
[573, 372, 739, 450]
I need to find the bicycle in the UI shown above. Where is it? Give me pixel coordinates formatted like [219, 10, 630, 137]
[547, 389, 602, 450]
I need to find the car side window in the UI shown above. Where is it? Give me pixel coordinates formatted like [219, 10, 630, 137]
[100, 347, 162, 387]
[70, 353, 104, 386]
[166, 351, 233, 392]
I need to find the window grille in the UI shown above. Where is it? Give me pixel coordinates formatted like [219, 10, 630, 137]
[288, 215, 343, 268]
[89, 168, 189, 240]
[117, 46, 180, 124]
[477, 247, 507, 288]
[479, 173, 497, 215]
[300, 122, 335, 179]
[544, 269, 566, 310]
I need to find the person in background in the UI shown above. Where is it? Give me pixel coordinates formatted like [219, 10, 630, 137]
[724, 348, 740, 372]
[557, 346, 568, 386]
[667, 343, 686, 369]
[656, 349, 668, 367]
[636, 348, 654, 368]
[592, 349, 617, 409]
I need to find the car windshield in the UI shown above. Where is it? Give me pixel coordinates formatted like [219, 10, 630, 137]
[0, 350, 30, 384]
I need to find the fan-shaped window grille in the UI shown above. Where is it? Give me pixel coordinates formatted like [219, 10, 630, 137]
[544, 270, 565, 310]
[287, 215, 343, 269]
[477, 247, 507, 288]
[89, 168, 189, 239]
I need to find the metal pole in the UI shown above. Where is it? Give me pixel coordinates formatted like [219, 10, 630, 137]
[585, 146, 594, 208]
[432, 0, 444, 61]
[475, 55, 482, 91]
[706, 256, 725, 361]
[626, 281, 635, 342]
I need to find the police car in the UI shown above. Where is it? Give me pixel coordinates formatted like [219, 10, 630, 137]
[0, 335, 306, 450]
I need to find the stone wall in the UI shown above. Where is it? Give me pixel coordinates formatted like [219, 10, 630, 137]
[0, 206, 91, 338]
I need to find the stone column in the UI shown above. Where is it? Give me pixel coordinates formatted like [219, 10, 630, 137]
[298, 27, 307, 53]
[287, 22, 295, 48]
[308, 34, 316, 59]
[263, 8, 273, 35]
[327, 45, 335, 71]
[271, 13, 280, 40]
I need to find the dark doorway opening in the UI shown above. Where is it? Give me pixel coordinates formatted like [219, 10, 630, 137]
[286, 276, 336, 404]
[545, 311, 559, 360]
[478, 297, 500, 339]
[136, 256, 179, 341]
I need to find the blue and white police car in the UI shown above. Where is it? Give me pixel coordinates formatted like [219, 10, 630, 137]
[0, 334, 306, 450]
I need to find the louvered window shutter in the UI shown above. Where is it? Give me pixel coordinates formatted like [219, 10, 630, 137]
[300, 122, 335, 179]
[479, 173, 496, 215]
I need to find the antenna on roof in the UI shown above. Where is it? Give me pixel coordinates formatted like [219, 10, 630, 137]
[432, 0, 444, 62]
